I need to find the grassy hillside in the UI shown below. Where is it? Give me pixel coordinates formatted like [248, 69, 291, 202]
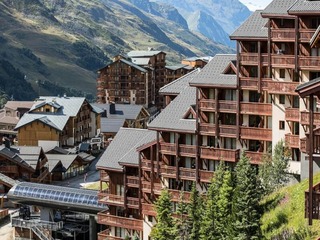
[261, 173, 320, 239]
[0, 0, 232, 99]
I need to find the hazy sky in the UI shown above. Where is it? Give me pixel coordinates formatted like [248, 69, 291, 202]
[239, 0, 273, 11]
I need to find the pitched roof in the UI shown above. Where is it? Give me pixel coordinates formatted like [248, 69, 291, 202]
[165, 64, 193, 71]
[288, 0, 320, 14]
[0, 146, 34, 171]
[46, 146, 70, 154]
[30, 96, 86, 117]
[127, 50, 164, 57]
[148, 85, 197, 133]
[0, 173, 19, 187]
[11, 146, 42, 155]
[120, 59, 148, 72]
[96, 128, 156, 170]
[92, 103, 147, 120]
[100, 118, 126, 133]
[261, 0, 297, 16]
[4, 101, 34, 110]
[189, 54, 237, 88]
[15, 114, 69, 131]
[131, 58, 151, 66]
[0, 113, 19, 125]
[159, 69, 200, 95]
[230, 10, 268, 40]
[46, 154, 79, 171]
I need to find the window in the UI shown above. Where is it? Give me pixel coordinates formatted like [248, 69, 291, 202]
[279, 121, 285, 130]
[249, 91, 260, 102]
[279, 95, 285, 104]
[208, 89, 215, 99]
[249, 66, 258, 77]
[293, 96, 299, 108]
[116, 185, 124, 196]
[148, 215, 153, 222]
[279, 69, 285, 79]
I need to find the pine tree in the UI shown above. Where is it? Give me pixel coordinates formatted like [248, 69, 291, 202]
[187, 182, 203, 240]
[201, 161, 233, 240]
[173, 191, 189, 240]
[259, 139, 290, 195]
[150, 189, 175, 240]
[232, 153, 261, 240]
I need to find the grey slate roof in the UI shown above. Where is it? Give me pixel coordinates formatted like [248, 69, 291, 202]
[96, 128, 156, 170]
[11, 146, 42, 155]
[289, 0, 320, 14]
[4, 101, 34, 111]
[92, 103, 147, 120]
[120, 59, 148, 72]
[261, 0, 297, 15]
[165, 64, 193, 71]
[0, 173, 19, 187]
[148, 86, 197, 133]
[46, 154, 78, 171]
[230, 10, 268, 39]
[160, 69, 200, 95]
[131, 58, 150, 66]
[296, 77, 320, 92]
[0, 146, 33, 171]
[189, 54, 237, 87]
[100, 118, 125, 133]
[127, 50, 163, 57]
[46, 146, 70, 154]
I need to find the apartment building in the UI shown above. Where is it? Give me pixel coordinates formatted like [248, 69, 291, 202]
[96, 0, 320, 238]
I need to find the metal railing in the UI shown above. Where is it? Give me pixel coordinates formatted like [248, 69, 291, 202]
[11, 217, 63, 231]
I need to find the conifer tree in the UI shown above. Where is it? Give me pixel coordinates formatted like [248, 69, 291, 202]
[150, 189, 175, 240]
[187, 182, 203, 240]
[173, 191, 189, 240]
[232, 153, 262, 240]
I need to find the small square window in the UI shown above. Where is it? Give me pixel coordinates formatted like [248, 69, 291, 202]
[148, 215, 153, 222]
[279, 95, 285, 104]
[279, 121, 285, 130]
[280, 69, 285, 78]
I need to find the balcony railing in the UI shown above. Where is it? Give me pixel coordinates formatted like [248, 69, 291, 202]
[263, 80, 299, 95]
[199, 170, 214, 183]
[160, 142, 175, 155]
[160, 165, 176, 178]
[271, 54, 295, 67]
[199, 123, 216, 135]
[0, 209, 8, 219]
[199, 99, 215, 110]
[220, 125, 237, 137]
[141, 159, 158, 172]
[169, 189, 191, 202]
[285, 108, 300, 122]
[271, 29, 295, 41]
[240, 127, 272, 141]
[241, 102, 272, 116]
[98, 192, 124, 206]
[299, 56, 320, 70]
[0, 165, 18, 173]
[100, 171, 109, 182]
[179, 167, 196, 180]
[218, 101, 237, 112]
[301, 111, 320, 125]
[300, 29, 316, 42]
[239, 77, 258, 90]
[285, 134, 300, 149]
[245, 151, 264, 164]
[127, 197, 139, 209]
[200, 146, 240, 162]
[179, 144, 196, 157]
[142, 203, 157, 216]
[240, 53, 269, 65]
[97, 211, 143, 231]
[98, 229, 123, 240]
[127, 176, 139, 188]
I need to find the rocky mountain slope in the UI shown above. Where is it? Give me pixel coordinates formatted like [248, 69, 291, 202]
[0, 0, 232, 100]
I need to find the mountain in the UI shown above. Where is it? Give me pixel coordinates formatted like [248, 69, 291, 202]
[0, 0, 232, 100]
[152, 0, 251, 46]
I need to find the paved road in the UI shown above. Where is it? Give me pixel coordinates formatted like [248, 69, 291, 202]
[53, 150, 104, 188]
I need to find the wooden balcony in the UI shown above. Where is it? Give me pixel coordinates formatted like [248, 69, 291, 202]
[97, 211, 143, 231]
[179, 167, 196, 180]
[240, 53, 269, 65]
[199, 170, 214, 183]
[239, 77, 258, 90]
[271, 29, 295, 41]
[285, 134, 300, 149]
[241, 102, 272, 116]
[142, 203, 156, 216]
[200, 146, 240, 162]
[160, 165, 176, 178]
[98, 229, 123, 240]
[0, 209, 9, 219]
[199, 123, 216, 135]
[285, 108, 300, 122]
[301, 111, 320, 125]
[98, 192, 124, 206]
[240, 127, 272, 141]
[160, 142, 175, 155]
[141, 159, 158, 172]
[300, 29, 316, 42]
[0, 165, 18, 173]
[199, 99, 215, 111]
[127, 197, 139, 209]
[220, 125, 237, 137]
[299, 56, 320, 70]
[126, 176, 139, 188]
[169, 189, 191, 202]
[179, 144, 196, 157]
[271, 54, 295, 68]
[142, 181, 162, 194]
[218, 101, 237, 113]
[264, 80, 299, 95]
[245, 151, 264, 164]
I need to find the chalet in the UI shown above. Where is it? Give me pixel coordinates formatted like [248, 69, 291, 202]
[165, 64, 194, 86]
[181, 56, 211, 69]
[96, 128, 156, 239]
[14, 96, 101, 150]
[92, 103, 150, 141]
[0, 101, 34, 141]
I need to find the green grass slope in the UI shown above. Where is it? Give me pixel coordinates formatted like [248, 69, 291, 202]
[261, 174, 320, 239]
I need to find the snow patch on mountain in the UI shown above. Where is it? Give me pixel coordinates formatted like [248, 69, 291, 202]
[239, 0, 272, 11]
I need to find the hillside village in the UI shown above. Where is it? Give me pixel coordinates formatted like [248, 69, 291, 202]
[0, 0, 320, 239]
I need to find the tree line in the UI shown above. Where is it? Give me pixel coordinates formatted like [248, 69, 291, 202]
[151, 140, 296, 240]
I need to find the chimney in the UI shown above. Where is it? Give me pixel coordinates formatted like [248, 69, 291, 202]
[109, 102, 116, 114]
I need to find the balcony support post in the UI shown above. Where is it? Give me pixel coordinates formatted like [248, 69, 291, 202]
[175, 133, 180, 182]
[151, 143, 155, 200]
[196, 88, 200, 183]
[138, 152, 142, 216]
[124, 166, 128, 217]
[308, 94, 314, 225]
[267, 19, 271, 78]
[258, 41, 261, 93]
[294, 16, 299, 81]
[156, 131, 160, 178]
[215, 89, 220, 143]
[236, 41, 240, 140]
